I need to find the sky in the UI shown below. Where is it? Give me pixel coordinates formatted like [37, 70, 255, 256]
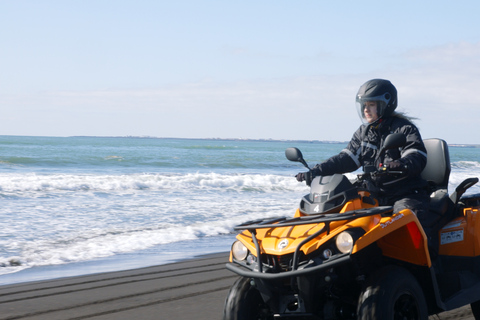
[1, 1, 480, 144]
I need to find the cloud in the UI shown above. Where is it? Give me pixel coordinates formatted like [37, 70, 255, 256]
[387, 42, 480, 143]
[398, 42, 480, 103]
[2, 42, 479, 143]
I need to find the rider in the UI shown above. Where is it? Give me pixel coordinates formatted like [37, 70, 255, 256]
[296, 79, 431, 234]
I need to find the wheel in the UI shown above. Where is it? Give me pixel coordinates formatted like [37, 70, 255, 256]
[357, 265, 428, 320]
[223, 277, 273, 320]
[471, 300, 480, 319]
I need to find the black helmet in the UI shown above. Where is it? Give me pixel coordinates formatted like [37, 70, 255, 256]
[356, 79, 397, 123]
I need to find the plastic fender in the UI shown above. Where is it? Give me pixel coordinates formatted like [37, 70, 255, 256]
[439, 208, 478, 257]
[299, 216, 381, 255]
[340, 192, 378, 213]
[263, 215, 380, 256]
[260, 216, 381, 256]
[261, 223, 327, 255]
[234, 212, 383, 258]
[234, 225, 321, 257]
[353, 209, 431, 267]
[233, 220, 329, 258]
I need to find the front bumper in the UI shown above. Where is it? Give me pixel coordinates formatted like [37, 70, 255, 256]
[226, 254, 351, 280]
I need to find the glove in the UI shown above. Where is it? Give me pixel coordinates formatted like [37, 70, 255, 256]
[387, 160, 408, 173]
[296, 172, 307, 182]
[295, 168, 321, 186]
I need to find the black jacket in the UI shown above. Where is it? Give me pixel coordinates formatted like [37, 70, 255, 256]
[313, 115, 428, 198]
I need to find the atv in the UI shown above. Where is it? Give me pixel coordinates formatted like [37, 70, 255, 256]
[223, 133, 480, 319]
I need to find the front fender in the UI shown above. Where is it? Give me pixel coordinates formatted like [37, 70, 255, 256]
[353, 209, 431, 267]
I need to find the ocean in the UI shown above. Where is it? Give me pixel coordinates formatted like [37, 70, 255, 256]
[1, 135, 480, 285]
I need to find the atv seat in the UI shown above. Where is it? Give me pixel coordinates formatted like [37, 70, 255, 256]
[421, 139, 454, 226]
[422, 139, 451, 190]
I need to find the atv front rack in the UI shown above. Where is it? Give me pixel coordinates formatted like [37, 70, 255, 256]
[234, 206, 393, 230]
[230, 206, 393, 276]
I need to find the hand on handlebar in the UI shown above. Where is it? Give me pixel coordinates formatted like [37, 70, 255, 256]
[296, 168, 320, 187]
[384, 160, 408, 175]
[296, 172, 312, 186]
[357, 161, 409, 184]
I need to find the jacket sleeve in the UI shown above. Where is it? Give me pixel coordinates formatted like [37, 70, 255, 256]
[313, 127, 363, 176]
[394, 121, 427, 177]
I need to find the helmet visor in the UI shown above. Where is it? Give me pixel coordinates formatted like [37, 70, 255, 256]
[356, 93, 391, 124]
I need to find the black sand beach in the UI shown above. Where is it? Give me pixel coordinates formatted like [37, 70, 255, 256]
[0, 252, 475, 320]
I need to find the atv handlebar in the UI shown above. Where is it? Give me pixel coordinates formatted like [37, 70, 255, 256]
[357, 166, 407, 180]
[355, 166, 409, 188]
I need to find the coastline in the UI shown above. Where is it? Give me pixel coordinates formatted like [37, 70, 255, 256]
[4, 134, 479, 147]
[0, 245, 233, 287]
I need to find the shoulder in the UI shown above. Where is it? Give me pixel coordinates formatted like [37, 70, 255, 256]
[345, 125, 366, 151]
[387, 116, 426, 153]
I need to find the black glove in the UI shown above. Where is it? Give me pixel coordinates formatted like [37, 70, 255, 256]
[295, 168, 320, 186]
[386, 160, 408, 173]
[296, 172, 307, 182]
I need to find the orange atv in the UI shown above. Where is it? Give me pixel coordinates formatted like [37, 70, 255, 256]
[223, 133, 480, 320]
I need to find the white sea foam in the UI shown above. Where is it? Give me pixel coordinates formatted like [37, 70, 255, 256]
[0, 172, 304, 276]
[0, 172, 303, 193]
[0, 208, 289, 276]
[1, 220, 235, 270]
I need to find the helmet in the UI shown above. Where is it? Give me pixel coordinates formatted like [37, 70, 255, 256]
[356, 79, 397, 124]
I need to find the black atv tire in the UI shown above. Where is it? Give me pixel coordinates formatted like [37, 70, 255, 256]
[357, 265, 428, 320]
[471, 300, 480, 319]
[223, 277, 273, 320]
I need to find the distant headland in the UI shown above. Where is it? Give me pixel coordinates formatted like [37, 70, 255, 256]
[71, 136, 350, 144]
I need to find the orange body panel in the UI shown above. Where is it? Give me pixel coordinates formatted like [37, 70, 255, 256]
[354, 209, 431, 267]
[235, 195, 432, 267]
[235, 197, 383, 258]
[439, 207, 480, 257]
[340, 191, 378, 213]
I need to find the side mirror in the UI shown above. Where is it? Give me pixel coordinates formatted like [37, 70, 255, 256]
[285, 147, 310, 169]
[379, 133, 406, 156]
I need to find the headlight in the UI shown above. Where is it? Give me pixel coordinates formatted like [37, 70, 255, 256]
[336, 232, 354, 254]
[232, 241, 249, 260]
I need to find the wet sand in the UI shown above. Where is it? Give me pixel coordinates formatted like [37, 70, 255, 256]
[0, 252, 474, 320]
